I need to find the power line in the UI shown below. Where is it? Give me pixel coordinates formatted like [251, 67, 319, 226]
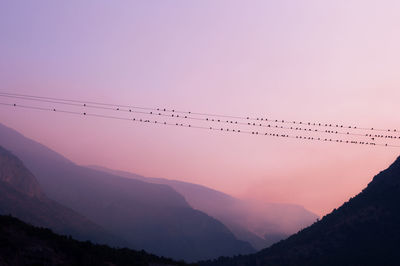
[0, 93, 399, 141]
[1, 101, 399, 148]
[0, 92, 398, 134]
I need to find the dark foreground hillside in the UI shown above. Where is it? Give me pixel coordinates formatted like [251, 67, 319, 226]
[202, 156, 400, 266]
[0, 215, 191, 266]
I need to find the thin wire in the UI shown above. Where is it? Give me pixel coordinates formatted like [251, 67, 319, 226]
[1, 94, 398, 141]
[0, 92, 398, 133]
[1, 101, 399, 148]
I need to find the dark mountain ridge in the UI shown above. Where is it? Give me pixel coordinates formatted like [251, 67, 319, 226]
[0, 214, 190, 266]
[202, 156, 400, 266]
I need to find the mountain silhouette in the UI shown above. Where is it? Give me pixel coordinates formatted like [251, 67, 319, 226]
[0, 122, 253, 262]
[201, 156, 400, 266]
[0, 214, 190, 266]
[0, 146, 123, 247]
[90, 165, 318, 250]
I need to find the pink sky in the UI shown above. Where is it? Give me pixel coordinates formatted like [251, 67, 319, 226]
[1, 0, 399, 216]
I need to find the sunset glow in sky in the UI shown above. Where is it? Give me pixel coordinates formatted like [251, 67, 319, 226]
[1, 0, 400, 215]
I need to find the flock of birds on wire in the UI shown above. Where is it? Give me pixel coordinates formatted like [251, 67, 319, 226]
[0, 92, 399, 148]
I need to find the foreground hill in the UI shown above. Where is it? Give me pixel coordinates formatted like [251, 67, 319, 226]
[0, 215, 189, 266]
[91, 166, 318, 250]
[202, 156, 400, 266]
[0, 123, 253, 262]
[0, 146, 122, 247]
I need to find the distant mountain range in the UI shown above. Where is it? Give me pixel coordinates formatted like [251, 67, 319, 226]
[201, 156, 400, 266]
[0, 146, 122, 247]
[0, 123, 253, 262]
[90, 165, 318, 250]
[0, 214, 190, 266]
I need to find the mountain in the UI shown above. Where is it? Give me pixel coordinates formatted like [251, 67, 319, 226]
[201, 156, 400, 266]
[0, 122, 254, 262]
[0, 146, 43, 198]
[90, 166, 318, 250]
[0, 214, 190, 266]
[0, 146, 122, 247]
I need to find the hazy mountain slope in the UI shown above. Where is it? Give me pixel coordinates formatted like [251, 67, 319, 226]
[202, 156, 400, 266]
[0, 146, 123, 247]
[91, 166, 318, 250]
[0, 147, 43, 198]
[0, 215, 190, 266]
[0, 123, 254, 262]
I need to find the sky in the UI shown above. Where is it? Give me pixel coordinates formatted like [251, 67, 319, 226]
[0, 0, 399, 216]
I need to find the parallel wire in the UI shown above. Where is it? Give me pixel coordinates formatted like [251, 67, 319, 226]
[1, 101, 399, 148]
[0, 94, 398, 141]
[0, 92, 398, 134]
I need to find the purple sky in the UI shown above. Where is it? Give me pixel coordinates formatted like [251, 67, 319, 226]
[1, 0, 400, 215]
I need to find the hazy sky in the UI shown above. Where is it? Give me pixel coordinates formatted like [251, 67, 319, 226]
[1, 0, 399, 215]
